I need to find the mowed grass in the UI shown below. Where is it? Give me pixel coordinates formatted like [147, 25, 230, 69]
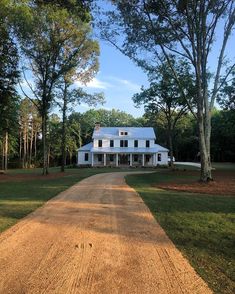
[0, 166, 141, 233]
[126, 165, 235, 294]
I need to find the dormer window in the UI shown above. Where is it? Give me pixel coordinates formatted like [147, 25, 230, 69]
[119, 130, 128, 136]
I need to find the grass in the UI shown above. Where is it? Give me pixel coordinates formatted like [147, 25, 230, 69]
[126, 166, 235, 294]
[0, 166, 154, 233]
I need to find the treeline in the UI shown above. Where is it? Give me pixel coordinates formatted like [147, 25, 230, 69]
[1, 100, 234, 169]
[153, 109, 235, 163]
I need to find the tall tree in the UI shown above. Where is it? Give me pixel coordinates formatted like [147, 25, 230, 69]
[0, 24, 20, 170]
[57, 77, 104, 172]
[133, 57, 195, 167]
[19, 3, 99, 174]
[101, 0, 235, 181]
[19, 98, 41, 168]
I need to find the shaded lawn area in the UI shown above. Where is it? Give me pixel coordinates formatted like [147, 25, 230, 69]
[126, 168, 235, 294]
[0, 167, 146, 233]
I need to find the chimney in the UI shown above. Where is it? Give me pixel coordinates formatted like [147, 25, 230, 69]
[95, 122, 100, 131]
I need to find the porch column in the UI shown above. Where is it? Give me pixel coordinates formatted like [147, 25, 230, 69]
[116, 153, 118, 167]
[104, 153, 106, 166]
[130, 153, 132, 167]
[91, 153, 94, 167]
[153, 154, 156, 166]
[142, 153, 145, 167]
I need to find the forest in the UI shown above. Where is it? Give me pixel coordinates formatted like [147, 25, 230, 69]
[1, 101, 235, 169]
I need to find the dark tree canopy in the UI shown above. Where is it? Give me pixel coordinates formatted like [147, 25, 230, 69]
[34, 0, 92, 21]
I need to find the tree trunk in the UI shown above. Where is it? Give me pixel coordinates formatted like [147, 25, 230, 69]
[29, 120, 34, 167]
[198, 109, 212, 182]
[2, 136, 5, 170]
[3, 131, 8, 170]
[19, 129, 22, 162]
[167, 121, 174, 169]
[42, 112, 48, 175]
[34, 129, 37, 161]
[23, 123, 27, 168]
[26, 120, 29, 168]
[61, 84, 68, 172]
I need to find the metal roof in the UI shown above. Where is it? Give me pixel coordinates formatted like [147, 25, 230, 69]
[92, 127, 156, 139]
[78, 142, 93, 151]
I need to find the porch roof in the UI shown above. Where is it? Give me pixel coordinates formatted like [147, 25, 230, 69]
[91, 144, 168, 154]
[78, 142, 92, 151]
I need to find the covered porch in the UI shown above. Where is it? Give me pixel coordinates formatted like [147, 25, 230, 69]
[91, 153, 156, 167]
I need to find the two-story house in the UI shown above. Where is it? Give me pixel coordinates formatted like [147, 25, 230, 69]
[77, 124, 169, 167]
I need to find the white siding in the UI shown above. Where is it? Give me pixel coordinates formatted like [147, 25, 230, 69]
[93, 139, 98, 148]
[94, 139, 155, 149]
[156, 151, 168, 165]
[128, 139, 134, 147]
[114, 139, 120, 147]
[78, 151, 91, 165]
[150, 140, 155, 147]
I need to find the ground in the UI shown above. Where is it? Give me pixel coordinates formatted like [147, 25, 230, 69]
[0, 172, 211, 294]
[0, 164, 234, 293]
[156, 170, 235, 195]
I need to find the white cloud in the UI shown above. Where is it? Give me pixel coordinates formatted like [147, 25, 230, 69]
[75, 78, 111, 89]
[75, 76, 141, 92]
[107, 76, 141, 92]
[118, 79, 141, 92]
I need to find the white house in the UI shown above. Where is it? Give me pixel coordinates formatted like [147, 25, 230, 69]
[77, 125, 169, 167]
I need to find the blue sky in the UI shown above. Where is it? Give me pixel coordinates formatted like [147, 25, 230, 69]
[76, 40, 149, 117]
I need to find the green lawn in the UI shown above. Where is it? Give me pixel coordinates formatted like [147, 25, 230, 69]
[126, 168, 235, 294]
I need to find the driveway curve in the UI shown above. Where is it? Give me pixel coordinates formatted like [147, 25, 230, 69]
[0, 172, 212, 294]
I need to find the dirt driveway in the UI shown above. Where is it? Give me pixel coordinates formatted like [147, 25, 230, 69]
[0, 172, 212, 294]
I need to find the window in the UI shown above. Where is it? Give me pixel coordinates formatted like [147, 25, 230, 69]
[98, 140, 102, 147]
[120, 131, 128, 136]
[146, 140, 150, 148]
[110, 154, 114, 162]
[110, 140, 114, 147]
[98, 154, 102, 162]
[84, 153, 89, 161]
[134, 154, 138, 162]
[134, 140, 138, 148]
[158, 154, 162, 161]
[120, 140, 128, 147]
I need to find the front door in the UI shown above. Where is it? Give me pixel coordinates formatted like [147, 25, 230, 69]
[119, 154, 129, 165]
